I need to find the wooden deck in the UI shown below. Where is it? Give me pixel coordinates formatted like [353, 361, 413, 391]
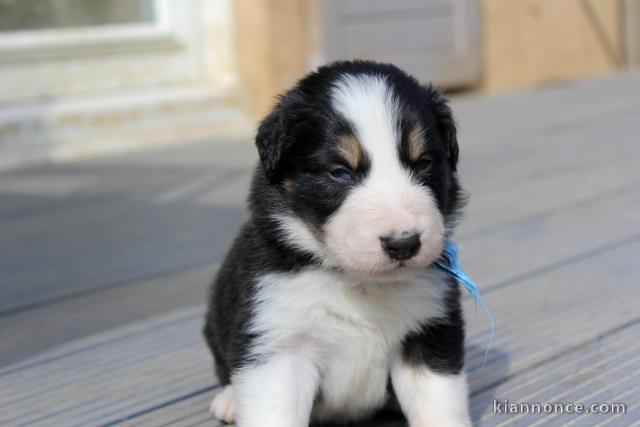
[1, 72, 640, 426]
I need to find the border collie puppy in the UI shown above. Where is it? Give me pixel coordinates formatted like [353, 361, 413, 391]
[203, 60, 469, 427]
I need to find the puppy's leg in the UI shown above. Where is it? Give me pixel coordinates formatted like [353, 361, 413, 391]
[392, 294, 470, 427]
[391, 355, 470, 427]
[233, 350, 320, 427]
[210, 384, 236, 423]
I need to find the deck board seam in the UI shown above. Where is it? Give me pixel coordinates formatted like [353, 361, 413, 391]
[470, 314, 640, 398]
[483, 232, 640, 294]
[459, 181, 639, 242]
[99, 385, 219, 427]
[0, 258, 217, 319]
[0, 311, 202, 379]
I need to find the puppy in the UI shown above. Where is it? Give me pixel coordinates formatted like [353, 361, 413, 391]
[203, 60, 469, 427]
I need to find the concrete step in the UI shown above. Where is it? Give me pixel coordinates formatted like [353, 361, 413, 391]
[0, 85, 253, 169]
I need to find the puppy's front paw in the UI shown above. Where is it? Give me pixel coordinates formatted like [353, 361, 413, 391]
[209, 385, 236, 424]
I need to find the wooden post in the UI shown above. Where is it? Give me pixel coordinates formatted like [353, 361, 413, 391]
[234, 0, 313, 117]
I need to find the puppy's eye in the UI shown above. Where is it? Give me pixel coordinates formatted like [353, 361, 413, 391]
[415, 158, 432, 171]
[329, 167, 353, 182]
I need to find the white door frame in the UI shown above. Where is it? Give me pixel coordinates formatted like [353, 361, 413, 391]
[0, 0, 236, 102]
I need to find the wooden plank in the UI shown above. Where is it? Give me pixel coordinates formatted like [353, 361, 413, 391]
[0, 176, 247, 313]
[466, 239, 640, 423]
[0, 263, 216, 365]
[0, 308, 216, 427]
[459, 104, 640, 236]
[0, 135, 254, 313]
[131, 393, 222, 427]
[474, 323, 640, 426]
[452, 72, 640, 156]
[459, 184, 640, 293]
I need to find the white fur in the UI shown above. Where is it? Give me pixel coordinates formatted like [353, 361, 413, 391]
[272, 214, 328, 262]
[391, 355, 471, 427]
[331, 74, 400, 175]
[234, 268, 449, 424]
[324, 74, 445, 278]
[209, 385, 236, 423]
[324, 180, 444, 279]
[233, 346, 320, 427]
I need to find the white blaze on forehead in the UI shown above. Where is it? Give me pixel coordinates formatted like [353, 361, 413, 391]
[331, 74, 402, 176]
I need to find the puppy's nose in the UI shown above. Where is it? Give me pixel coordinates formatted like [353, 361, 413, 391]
[380, 233, 421, 261]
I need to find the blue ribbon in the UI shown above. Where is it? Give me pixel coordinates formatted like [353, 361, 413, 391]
[434, 241, 495, 366]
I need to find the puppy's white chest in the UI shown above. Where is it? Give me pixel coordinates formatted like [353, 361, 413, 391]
[314, 312, 394, 419]
[249, 269, 448, 419]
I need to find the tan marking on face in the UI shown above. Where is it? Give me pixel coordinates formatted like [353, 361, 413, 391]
[408, 125, 426, 162]
[336, 134, 362, 170]
[283, 179, 296, 195]
[307, 218, 326, 243]
[282, 181, 326, 244]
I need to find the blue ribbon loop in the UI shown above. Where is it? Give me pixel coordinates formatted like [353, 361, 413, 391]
[434, 241, 495, 366]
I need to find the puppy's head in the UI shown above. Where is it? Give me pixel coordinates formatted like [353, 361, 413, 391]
[254, 61, 463, 281]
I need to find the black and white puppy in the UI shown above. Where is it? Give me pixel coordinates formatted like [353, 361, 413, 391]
[204, 60, 469, 427]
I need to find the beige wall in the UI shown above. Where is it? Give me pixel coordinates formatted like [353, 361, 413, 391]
[234, 0, 313, 117]
[482, 0, 624, 91]
[234, 0, 631, 113]
[626, 0, 640, 67]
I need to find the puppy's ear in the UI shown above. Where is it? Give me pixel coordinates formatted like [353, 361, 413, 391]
[432, 91, 459, 171]
[255, 104, 289, 181]
[255, 93, 312, 181]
